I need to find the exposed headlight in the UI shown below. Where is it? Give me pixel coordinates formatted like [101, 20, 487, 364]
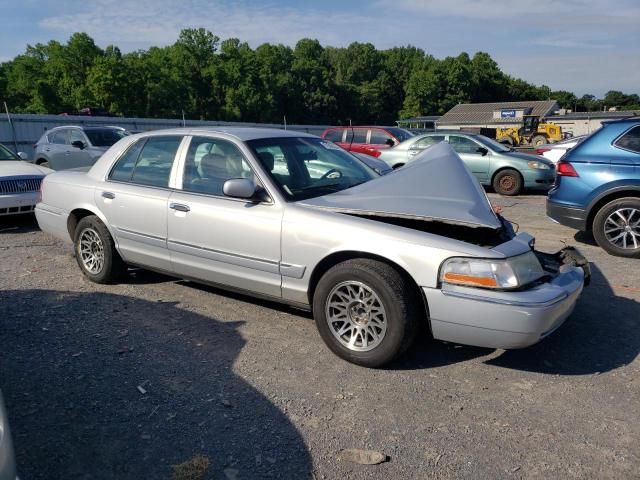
[527, 160, 551, 170]
[440, 251, 545, 290]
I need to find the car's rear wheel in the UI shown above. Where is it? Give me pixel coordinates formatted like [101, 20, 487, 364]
[312, 259, 419, 368]
[493, 169, 523, 196]
[74, 215, 127, 283]
[592, 197, 640, 258]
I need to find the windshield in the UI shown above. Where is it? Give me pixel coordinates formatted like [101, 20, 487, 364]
[247, 137, 378, 201]
[387, 127, 414, 142]
[84, 128, 129, 147]
[0, 144, 19, 160]
[474, 135, 512, 152]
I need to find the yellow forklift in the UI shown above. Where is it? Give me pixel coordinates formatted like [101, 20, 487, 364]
[496, 115, 563, 146]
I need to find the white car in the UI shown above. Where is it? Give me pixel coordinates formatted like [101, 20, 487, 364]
[535, 135, 587, 164]
[0, 143, 52, 216]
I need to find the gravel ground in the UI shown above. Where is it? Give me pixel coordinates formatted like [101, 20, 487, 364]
[0, 193, 638, 479]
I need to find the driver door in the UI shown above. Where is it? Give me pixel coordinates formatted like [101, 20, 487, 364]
[167, 136, 284, 298]
[68, 129, 93, 168]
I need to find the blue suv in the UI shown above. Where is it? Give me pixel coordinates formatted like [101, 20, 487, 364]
[547, 117, 640, 257]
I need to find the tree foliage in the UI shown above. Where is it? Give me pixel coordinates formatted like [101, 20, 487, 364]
[0, 30, 637, 122]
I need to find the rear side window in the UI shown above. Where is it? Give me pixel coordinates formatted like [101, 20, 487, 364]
[415, 135, 445, 149]
[109, 136, 182, 187]
[324, 129, 343, 142]
[49, 130, 68, 145]
[614, 126, 640, 153]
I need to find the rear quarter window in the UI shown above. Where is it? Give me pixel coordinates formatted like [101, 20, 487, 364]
[614, 126, 640, 154]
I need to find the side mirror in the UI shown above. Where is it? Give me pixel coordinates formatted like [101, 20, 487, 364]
[71, 140, 85, 149]
[477, 147, 489, 156]
[17, 152, 28, 160]
[385, 138, 395, 147]
[223, 178, 257, 200]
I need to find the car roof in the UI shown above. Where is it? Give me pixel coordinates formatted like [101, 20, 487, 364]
[144, 127, 318, 141]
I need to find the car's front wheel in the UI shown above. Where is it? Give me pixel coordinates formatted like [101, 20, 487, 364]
[74, 215, 127, 283]
[592, 197, 640, 258]
[312, 259, 419, 368]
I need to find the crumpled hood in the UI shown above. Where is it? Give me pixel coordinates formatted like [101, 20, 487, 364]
[0, 161, 52, 177]
[298, 142, 502, 229]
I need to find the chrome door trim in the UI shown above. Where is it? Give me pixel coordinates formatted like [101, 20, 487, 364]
[167, 239, 281, 274]
[115, 226, 167, 248]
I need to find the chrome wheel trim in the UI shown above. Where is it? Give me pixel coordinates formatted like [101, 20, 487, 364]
[325, 281, 387, 352]
[78, 227, 105, 274]
[604, 208, 640, 250]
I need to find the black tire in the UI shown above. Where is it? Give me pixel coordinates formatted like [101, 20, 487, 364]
[312, 259, 420, 368]
[492, 169, 523, 196]
[531, 135, 548, 146]
[37, 159, 50, 168]
[74, 215, 127, 283]
[592, 197, 640, 258]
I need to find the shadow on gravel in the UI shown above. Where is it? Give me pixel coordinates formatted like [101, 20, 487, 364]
[0, 290, 312, 479]
[0, 214, 40, 234]
[487, 264, 640, 375]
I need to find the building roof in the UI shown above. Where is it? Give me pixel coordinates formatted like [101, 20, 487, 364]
[438, 100, 559, 125]
[550, 110, 639, 121]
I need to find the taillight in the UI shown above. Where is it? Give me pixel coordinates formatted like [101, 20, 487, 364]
[556, 160, 579, 177]
[534, 148, 550, 155]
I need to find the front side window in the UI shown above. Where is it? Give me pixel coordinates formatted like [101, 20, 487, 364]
[109, 136, 181, 187]
[248, 137, 377, 201]
[448, 136, 482, 154]
[84, 128, 129, 147]
[614, 126, 640, 153]
[182, 136, 254, 196]
[70, 129, 86, 145]
[370, 129, 393, 145]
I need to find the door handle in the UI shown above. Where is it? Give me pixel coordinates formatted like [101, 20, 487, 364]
[169, 203, 190, 213]
[101, 191, 115, 199]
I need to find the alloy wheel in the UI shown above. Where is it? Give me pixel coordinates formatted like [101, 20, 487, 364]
[325, 281, 387, 352]
[604, 208, 640, 249]
[78, 227, 105, 274]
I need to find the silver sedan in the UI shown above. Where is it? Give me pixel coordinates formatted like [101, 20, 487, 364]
[36, 128, 588, 367]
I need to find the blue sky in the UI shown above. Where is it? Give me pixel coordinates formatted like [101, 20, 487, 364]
[0, 0, 638, 97]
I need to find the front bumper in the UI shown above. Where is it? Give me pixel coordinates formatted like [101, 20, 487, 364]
[424, 247, 588, 350]
[546, 199, 587, 231]
[0, 192, 39, 216]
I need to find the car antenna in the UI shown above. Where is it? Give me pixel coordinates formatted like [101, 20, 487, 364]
[3, 102, 19, 154]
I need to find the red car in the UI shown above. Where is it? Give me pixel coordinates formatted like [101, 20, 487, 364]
[321, 126, 414, 157]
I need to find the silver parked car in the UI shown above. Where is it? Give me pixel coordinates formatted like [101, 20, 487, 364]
[0, 143, 52, 216]
[33, 125, 129, 170]
[36, 128, 589, 367]
[377, 132, 555, 195]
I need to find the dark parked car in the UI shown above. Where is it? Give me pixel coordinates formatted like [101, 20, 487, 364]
[33, 126, 129, 170]
[321, 126, 414, 157]
[547, 117, 640, 257]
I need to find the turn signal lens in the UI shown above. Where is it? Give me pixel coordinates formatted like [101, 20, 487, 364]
[442, 272, 498, 288]
[556, 161, 579, 177]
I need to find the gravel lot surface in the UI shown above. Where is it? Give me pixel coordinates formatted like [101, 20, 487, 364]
[1, 193, 638, 479]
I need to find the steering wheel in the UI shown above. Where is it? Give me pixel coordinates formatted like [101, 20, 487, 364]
[320, 168, 343, 180]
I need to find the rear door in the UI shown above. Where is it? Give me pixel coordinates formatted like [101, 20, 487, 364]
[47, 129, 72, 170]
[407, 135, 446, 160]
[345, 128, 370, 154]
[447, 135, 490, 183]
[96, 135, 185, 272]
